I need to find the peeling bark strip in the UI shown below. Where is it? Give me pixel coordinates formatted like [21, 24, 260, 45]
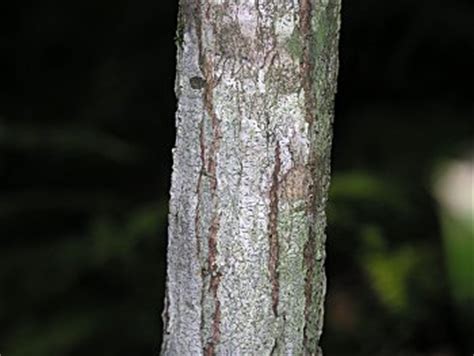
[162, 0, 341, 355]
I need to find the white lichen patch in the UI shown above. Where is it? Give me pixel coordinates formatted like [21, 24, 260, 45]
[275, 10, 296, 40]
[236, 2, 258, 39]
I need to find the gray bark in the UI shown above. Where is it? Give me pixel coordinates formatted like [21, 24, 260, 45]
[161, 0, 341, 355]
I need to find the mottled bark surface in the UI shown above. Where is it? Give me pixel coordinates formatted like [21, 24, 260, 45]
[162, 0, 340, 354]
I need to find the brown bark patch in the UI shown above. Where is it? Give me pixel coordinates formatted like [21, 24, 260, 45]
[281, 164, 311, 202]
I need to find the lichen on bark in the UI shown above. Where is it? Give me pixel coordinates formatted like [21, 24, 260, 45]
[162, 0, 341, 355]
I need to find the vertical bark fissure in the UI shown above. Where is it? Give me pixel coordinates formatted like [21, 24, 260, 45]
[201, 18, 222, 356]
[195, 2, 223, 353]
[299, 0, 318, 351]
[268, 142, 281, 317]
[205, 214, 222, 356]
[202, 54, 223, 356]
[195, 119, 205, 258]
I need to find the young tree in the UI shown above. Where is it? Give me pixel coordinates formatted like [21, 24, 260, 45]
[162, 0, 341, 354]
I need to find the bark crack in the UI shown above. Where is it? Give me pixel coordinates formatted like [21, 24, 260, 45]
[205, 214, 222, 356]
[195, 119, 206, 259]
[268, 142, 281, 317]
[299, 0, 319, 351]
[200, 9, 223, 353]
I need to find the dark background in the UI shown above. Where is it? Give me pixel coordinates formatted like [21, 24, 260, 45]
[1, 0, 472, 355]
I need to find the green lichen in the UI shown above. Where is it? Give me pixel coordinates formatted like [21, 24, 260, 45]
[286, 27, 303, 59]
[310, 0, 340, 159]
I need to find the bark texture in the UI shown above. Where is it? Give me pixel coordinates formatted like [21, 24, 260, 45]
[162, 0, 341, 354]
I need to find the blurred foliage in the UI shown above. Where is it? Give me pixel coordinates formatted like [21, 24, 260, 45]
[440, 213, 474, 305]
[0, 120, 141, 162]
[0, 0, 473, 355]
[1, 203, 169, 355]
[432, 155, 474, 347]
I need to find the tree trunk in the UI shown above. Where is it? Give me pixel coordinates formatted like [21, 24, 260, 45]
[161, 0, 341, 354]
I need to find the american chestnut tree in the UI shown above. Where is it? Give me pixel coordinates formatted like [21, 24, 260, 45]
[162, 0, 341, 354]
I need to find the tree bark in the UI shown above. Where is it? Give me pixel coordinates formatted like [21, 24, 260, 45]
[162, 0, 341, 354]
